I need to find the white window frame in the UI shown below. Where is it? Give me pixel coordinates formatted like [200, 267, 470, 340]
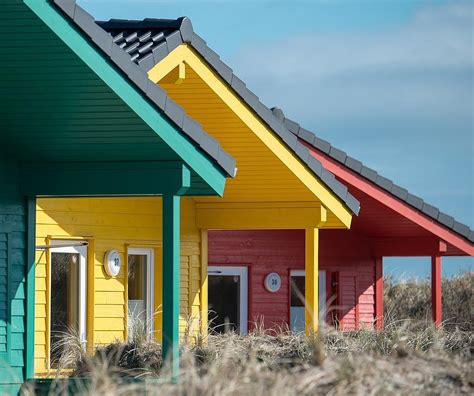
[208, 266, 248, 335]
[127, 248, 154, 336]
[48, 241, 88, 364]
[290, 270, 327, 328]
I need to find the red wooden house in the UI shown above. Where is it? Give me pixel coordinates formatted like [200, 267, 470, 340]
[207, 108, 473, 332]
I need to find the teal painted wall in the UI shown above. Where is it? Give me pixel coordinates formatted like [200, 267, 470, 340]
[0, 153, 26, 392]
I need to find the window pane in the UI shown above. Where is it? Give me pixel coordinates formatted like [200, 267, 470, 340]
[128, 254, 148, 336]
[50, 252, 80, 367]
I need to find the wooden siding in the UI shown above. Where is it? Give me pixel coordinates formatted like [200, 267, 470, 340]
[208, 229, 376, 331]
[0, 154, 26, 390]
[156, 55, 351, 228]
[34, 197, 202, 376]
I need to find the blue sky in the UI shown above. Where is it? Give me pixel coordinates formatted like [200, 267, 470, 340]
[79, 0, 473, 280]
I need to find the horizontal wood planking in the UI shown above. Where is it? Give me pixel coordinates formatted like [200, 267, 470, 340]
[34, 197, 202, 376]
[209, 229, 376, 331]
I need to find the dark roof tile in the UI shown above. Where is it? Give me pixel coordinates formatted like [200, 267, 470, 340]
[137, 52, 155, 71]
[271, 107, 285, 123]
[329, 146, 347, 163]
[406, 193, 423, 211]
[453, 221, 470, 238]
[55, 0, 76, 19]
[391, 185, 409, 201]
[152, 41, 168, 64]
[360, 166, 378, 183]
[297, 128, 315, 145]
[438, 213, 455, 228]
[421, 203, 439, 219]
[182, 115, 203, 145]
[164, 97, 185, 129]
[345, 156, 363, 173]
[375, 175, 393, 191]
[313, 136, 331, 154]
[190, 33, 207, 56]
[165, 30, 182, 52]
[179, 17, 194, 42]
[283, 118, 300, 135]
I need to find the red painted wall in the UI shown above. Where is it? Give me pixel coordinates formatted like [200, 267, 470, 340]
[208, 229, 376, 331]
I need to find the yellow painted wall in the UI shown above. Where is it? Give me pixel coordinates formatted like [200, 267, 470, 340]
[34, 197, 202, 376]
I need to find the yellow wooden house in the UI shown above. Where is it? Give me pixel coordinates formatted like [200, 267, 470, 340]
[34, 15, 359, 376]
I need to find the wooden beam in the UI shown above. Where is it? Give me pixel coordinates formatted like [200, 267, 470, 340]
[431, 256, 442, 327]
[370, 237, 447, 257]
[160, 62, 186, 84]
[200, 229, 208, 338]
[305, 228, 319, 333]
[20, 161, 191, 197]
[196, 202, 327, 229]
[374, 257, 383, 330]
[25, 197, 36, 380]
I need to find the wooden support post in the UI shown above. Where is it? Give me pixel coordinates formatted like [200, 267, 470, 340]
[374, 257, 384, 330]
[200, 229, 209, 338]
[305, 228, 319, 334]
[162, 194, 181, 379]
[25, 197, 36, 379]
[431, 256, 442, 327]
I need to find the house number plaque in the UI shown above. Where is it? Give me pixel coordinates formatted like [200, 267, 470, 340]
[264, 272, 281, 293]
[104, 250, 121, 277]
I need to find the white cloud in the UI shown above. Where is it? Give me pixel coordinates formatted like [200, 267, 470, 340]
[230, 1, 473, 124]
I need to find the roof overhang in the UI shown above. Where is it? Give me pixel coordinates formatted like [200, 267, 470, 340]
[310, 146, 474, 256]
[12, 0, 237, 197]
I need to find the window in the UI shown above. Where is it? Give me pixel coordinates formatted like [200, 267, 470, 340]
[290, 270, 326, 332]
[127, 248, 154, 338]
[49, 242, 87, 368]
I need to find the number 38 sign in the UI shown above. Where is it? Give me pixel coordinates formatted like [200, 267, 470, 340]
[264, 272, 281, 293]
[104, 250, 122, 277]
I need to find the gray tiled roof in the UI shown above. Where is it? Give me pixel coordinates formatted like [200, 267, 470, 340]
[52, 0, 236, 177]
[93, 17, 360, 215]
[272, 109, 474, 244]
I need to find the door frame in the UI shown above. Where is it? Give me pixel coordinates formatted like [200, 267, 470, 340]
[208, 265, 248, 334]
[127, 247, 154, 336]
[48, 241, 88, 366]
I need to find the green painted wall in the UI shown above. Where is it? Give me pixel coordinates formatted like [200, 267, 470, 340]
[0, 153, 26, 393]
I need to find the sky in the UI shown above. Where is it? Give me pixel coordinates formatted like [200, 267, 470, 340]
[79, 0, 473, 280]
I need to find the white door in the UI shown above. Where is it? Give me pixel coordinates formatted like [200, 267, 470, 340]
[127, 248, 154, 338]
[49, 241, 87, 367]
[208, 266, 248, 334]
[289, 270, 326, 332]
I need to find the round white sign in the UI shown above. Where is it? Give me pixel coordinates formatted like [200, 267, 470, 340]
[264, 272, 281, 293]
[104, 250, 121, 277]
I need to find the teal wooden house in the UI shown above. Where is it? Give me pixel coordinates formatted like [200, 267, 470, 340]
[0, 0, 236, 393]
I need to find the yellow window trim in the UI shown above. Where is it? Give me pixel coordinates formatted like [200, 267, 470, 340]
[148, 45, 352, 228]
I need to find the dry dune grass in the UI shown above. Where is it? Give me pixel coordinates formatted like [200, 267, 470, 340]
[23, 271, 473, 395]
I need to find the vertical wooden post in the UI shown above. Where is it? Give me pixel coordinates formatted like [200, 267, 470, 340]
[305, 227, 319, 334]
[162, 194, 180, 378]
[25, 197, 36, 379]
[431, 255, 442, 327]
[374, 257, 384, 330]
[200, 229, 208, 338]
